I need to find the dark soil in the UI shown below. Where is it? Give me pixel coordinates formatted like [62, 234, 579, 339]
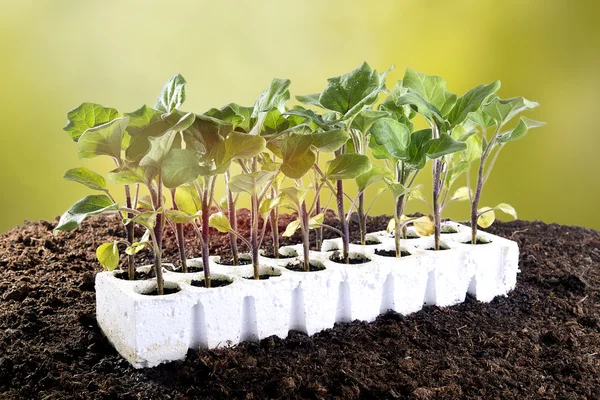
[143, 286, 181, 296]
[461, 238, 493, 245]
[284, 261, 327, 273]
[375, 249, 412, 258]
[329, 254, 372, 265]
[1, 211, 599, 399]
[114, 270, 151, 281]
[215, 257, 252, 266]
[261, 252, 297, 259]
[191, 279, 232, 288]
[243, 274, 281, 281]
[351, 240, 382, 245]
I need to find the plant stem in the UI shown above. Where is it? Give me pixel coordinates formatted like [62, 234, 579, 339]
[269, 186, 279, 258]
[471, 157, 486, 245]
[358, 191, 366, 245]
[225, 172, 239, 266]
[336, 179, 349, 264]
[431, 125, 442, 251]
[315, 190, 322, 250]
[153, 173, 165, 296]
[124, 185, 136, 280]
[395, 195, 406, 257]
[171, 190, 188, 273]
[300, 200, 310, 271]
[250, 157, 260, 279]
[201, 179, 211, 288]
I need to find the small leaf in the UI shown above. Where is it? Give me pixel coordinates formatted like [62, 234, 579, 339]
[166, 209, 200, 223]
[295, 93, 322, 107]
[125, 105, 162, 136]
[325, 154, 371, 180]
[404, 128, 432, 170]
[409, 187, 426, 202]
[155, 74, 186, 113]
[496, 117, 546, 144]
[495, 203, 517, 219]
[175, 184, 202, 215]
[64, 103, 119, 142]
[209, 212, 233, 233]
[483, 96, 539, 127]
[253, 78, 291, 115]
[259, 196, 281, 216]
[78, 117, 129, 160]
[162, 148, 203, 189]
[280, 187, 309, 212]
[127, 211, 158, 231]
[282, 219, 301, 237]
[63, 168, 107, 191]
[386, 218, 396, 233]
[386, 182, 408, 199]
[402, 68, 457, 117]
[55, 195, 117, 232]
[477, 207, 495, 228]
[126, 241, 148, 255]
[308, 213, 324, 229]
[96, 242, 120, 271]
[370, 117, 411, 159]
[451, 187, 471, 202]
[413, 216, 434, 237]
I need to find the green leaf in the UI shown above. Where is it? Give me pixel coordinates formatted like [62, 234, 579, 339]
[107, 168, 144, 185]
[477, 207, 495, 228]
[155, 73, 186, 113]
[162, 148, 203, 189]
[413, 216, 434, 237]
[483, 96, 539, 127]
[295, 93, 322, 107]
[404, 128, 432, 170]
[55, 195, 117, 232]
[285, 107, 331, 130]
[308, 213, 324, 229]
[351, 109, 389, 134]
[282, 219, 301, 237]
[165, 209, 200, 223]
[495, 203, 517, 219]
[311, 129, 350, 152]
[379, 81, 414, 120]
[78, 117, 129, 160]
[63, 168, 107, 191]
[259, 196, 281, 216]
[386, 182, 408, 199]
[402, 68, 457, 117]
[126, 211, 157, 231]
[451, 186, 471, 201]
[496, 117, 546, 144]
[280, 134, 316, 179]
[319, 62, 388, 119]
[126, 241, 148, 256]
[214, 131, 267, 168]
[96, 242, 120, 271]
[370, 118, 411, 159]
[448, 80, 501, 127]
[205, 104, 246, 131]
[175, 184, 202, 214]
[253, 78, 291, 115]
[425, 133, 467, 159]
[325, 154, 371, 180]
[228, 171, 274, 195]
[139, 131, 178, 168]
[64, 103, 119, 142]
[280, 187, 309, 212]
[125, 105, 162, 136]
[356, 166, 392, 191]
[209, 212, 233, 233]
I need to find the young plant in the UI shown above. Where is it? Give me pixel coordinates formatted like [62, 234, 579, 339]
[395, 68, 501, 250]
[294, 62, 389, 260]
[459, 96, 545, 243]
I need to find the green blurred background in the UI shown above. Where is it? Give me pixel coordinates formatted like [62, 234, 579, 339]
[1, 0, 599, 233]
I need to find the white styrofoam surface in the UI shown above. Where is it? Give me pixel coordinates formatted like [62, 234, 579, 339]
[96, 222, 519, 368]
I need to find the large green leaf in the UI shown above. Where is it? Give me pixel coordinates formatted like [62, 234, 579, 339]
[139, 131, 178, 168]
[209, 212, 233, 233]
[395, 92, 446, 126]
[280, 134, 316, 179]
[311, 129, 350, 152]
[425, 133, 467, 159]
[125, 105, 162, 136]
[379, 81, 414, 120]
[55, 195, 117, 232]
[107, 167, 145, 185]
[228, 171, 274, 195]
[319, 62, 388, 120]
[253, 78, 291, 115]
[63, 168, 107, 191]
[162, 149, 203, 188]
[370, 118, 411, 159]
[402, 68, 457, 117]
[351, 109, 389, 134]
[356, 166, 393, 191]
[483, 96, 539, 127]
[448, 80, 501, 127]
[64, 103, 119, 142]
[325, 154, 371, 180]
[404, 128, 432, 170]
[78, 117, 129, 160]
[205, 104, 245, 130]
[295, 93, 322, 107]
[155, 73, 186, 113]
[214, 131, 267, 168]
[285, 107, 331, 130]
[496, 117, 546, 144]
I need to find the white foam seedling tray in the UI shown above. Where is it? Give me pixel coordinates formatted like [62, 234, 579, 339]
[96, 222, 519, 368]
